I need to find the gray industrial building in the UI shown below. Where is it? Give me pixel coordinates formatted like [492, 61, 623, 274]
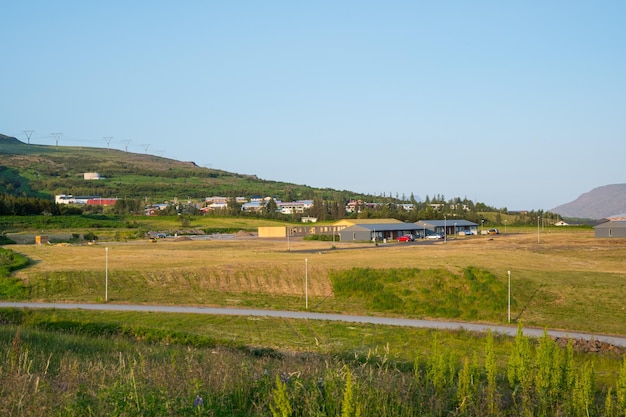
[594, 220, 626, 238]
[416, 219, 479, 236]
[338, 219, 479, 241]
[339, 223, 421, 242]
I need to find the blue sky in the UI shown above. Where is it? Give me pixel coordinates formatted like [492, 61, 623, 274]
[2, 1, 625, 210]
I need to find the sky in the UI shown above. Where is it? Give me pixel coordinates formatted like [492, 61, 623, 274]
[2, 1, 625, 210]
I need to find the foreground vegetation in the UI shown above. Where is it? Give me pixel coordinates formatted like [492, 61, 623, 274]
[2, 309, 626, 416]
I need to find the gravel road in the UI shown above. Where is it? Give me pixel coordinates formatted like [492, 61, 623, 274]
[2, 301, 625, 348]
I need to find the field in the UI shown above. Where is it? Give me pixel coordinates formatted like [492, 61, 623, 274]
[3, 224, 626, 415]
[9, 227, 626, 335]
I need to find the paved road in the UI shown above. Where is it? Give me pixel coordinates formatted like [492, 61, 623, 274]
[2, 302, 626, 348]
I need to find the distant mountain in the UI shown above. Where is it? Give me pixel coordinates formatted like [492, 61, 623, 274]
[551, 184, 626, 220]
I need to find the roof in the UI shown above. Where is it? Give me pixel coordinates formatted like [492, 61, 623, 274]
[418, 219, 478, 227]
[340, 223, 420, 233]
[607, 213, 626, 221]
[333, 218, 403, 227]
[594, 220, 626, 229]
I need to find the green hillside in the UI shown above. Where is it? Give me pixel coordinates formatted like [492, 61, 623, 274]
[0, 134, 359, 202]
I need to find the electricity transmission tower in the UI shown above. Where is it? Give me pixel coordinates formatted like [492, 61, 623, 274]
[103, 136, 113, 148]
[50, 133, 63, 149]
[23, 130, 34, 144]
[141, 144, 150, 153]
[120, 139, 131, 152]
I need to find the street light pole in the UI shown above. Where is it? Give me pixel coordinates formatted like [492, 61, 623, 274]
[105, 247, 109, 302]
[504, 219, 507, 235]
[537, 216, 540, 243]
[444, 215, 447, 243]
[305, 258, 308, 309]
[508, 270, 511, 323]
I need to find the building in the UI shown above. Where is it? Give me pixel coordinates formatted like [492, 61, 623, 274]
[416, 219, 478, 236]
[241, 201, 266, 212]
[55, 195, 116, 206]
[594, 221, 626, 238]
[258, 218, 401, 238]
[83, 172, 102, 180]
[86, 198, 117, 206]
[339, 222, 421, 242]
[276, 200, 313, 215]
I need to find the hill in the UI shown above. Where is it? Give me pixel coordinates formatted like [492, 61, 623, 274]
[0, 134, 360, 202]
[550, 184, 626, 219]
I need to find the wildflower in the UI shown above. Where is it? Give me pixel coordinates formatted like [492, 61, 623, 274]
[317, 378, 324, 390]
[193, 395, 204, 407]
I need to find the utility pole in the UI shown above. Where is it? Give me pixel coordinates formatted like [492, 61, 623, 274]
[50, 132, 62, 149]
[305, 258, 309, 309]
[105, 247, 109, 302]
[508, 270, 511, 323]
[120, 139, 131, 152]
[141, 144, 150, 153]
[103, 136, 113, 149]
[23, 130, 34, 144]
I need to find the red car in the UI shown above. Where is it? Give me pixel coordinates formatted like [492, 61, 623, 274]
[397, 235, 413, 242]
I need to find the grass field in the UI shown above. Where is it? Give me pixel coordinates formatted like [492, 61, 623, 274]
[8, 227, 626, 336]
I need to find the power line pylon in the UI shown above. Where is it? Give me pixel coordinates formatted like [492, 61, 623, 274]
[23, 130, 34, 145]
[120, 139, 131, 152]
[50, 133, 63, 149]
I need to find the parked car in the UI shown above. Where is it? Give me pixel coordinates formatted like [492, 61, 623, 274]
[488, 228, 500, 235]
[397, 235, 413, 242]
[425, 233, 443, 239]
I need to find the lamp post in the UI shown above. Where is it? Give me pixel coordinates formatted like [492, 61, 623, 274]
[305, 258, 309, 309]
[287, 227, 291, 251]
[454, 222, 457, 236]
[508, 270, 511, 323]
[537, 216, 540, 243]
[504, 219, 507, 235]
[481, 219, 485, 235]
[105, 247, 109, 302]
[444, 215, 447, 243]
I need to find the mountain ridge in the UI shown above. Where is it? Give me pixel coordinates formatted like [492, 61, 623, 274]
[550, 184, 626, 220]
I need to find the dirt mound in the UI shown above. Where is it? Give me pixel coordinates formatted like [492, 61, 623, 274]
[554, 337, 626, 355]
[235, 230, 256, 237]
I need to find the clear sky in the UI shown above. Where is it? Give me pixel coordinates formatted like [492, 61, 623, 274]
[2, 1, 624, 210]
